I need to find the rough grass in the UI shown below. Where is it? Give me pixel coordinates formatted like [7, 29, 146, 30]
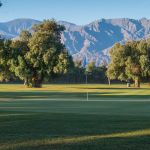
[0, 84, 150, 150]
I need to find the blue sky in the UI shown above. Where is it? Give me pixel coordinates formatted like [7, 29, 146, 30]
[0, 0, 150, 25]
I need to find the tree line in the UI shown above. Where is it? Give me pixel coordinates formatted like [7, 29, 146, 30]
[107, 40, 150, 87]
[52, 61, 107, 84]
[0, 20, 74, 87]
[0, 20, 107, 87]
[1, 19, 150, 88]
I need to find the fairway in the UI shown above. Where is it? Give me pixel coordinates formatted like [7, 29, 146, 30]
[0, 84, 150, 150]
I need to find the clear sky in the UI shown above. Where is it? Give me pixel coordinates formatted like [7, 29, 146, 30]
[0, 0, 150, 25]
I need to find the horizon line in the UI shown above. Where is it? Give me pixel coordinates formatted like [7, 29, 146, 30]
[0, 17, 149, 26]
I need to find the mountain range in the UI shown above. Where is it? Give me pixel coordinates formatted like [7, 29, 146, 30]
[1, 18, 150, 66]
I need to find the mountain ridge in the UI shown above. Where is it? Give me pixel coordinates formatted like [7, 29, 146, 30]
[1, 18, 150, 65]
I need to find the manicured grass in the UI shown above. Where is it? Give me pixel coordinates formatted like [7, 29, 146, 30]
[0, 84, 150, 150]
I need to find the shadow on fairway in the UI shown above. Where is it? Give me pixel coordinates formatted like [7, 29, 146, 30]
[1, 128, 150, 150]
[0, 91, 150, 100]
[79, 87, 150, 90]
[0, 91, 117, 99]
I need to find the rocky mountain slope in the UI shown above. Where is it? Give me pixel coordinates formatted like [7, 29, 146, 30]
[1, 18, 150, 65]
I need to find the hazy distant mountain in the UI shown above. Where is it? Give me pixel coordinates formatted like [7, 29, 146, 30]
[0, 19, 40, 38]
[1, 18, 150, 65]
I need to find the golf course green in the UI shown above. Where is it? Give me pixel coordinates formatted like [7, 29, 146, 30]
[0, 84, 150, 150]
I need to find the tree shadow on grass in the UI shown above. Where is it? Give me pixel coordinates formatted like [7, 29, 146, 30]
[0, 91, 116, 99]
[1, 128, 150, 150]
[79, 87, 150, 90]
[0, 91, 150, 100]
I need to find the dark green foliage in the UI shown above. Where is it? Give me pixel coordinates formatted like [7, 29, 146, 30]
[107, 40, 150, 87]
[0, 20, 73, 87]
[25, 20, 72, 87]
[0, 22, 107, 86]
[61, 61, 107, 84]
[0, 39, 14, 81]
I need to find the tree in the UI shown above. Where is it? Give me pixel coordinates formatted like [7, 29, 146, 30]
[19, 30, 32, 42]
[72, 60, 85, 83]
[0, 39, 14, 82]
[8, 33, 31, 86]
[10, 20, 72, 88]
[86, 61, 95, 73]
[107, 43, 127, 81]
[107, 41, 150, 88]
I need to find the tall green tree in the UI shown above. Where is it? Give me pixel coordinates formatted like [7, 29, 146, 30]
[0, 39, 14, 82]
[10, 20, 72, 87]
[107, 41, 150, 88]
[8, 32, 31, 86]
[72, 60, 85, 83]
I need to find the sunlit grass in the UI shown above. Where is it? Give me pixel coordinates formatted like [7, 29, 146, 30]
[0, 83, 150, 96]
[0, 84, 150, 150]
[1, 129, 150, 150]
